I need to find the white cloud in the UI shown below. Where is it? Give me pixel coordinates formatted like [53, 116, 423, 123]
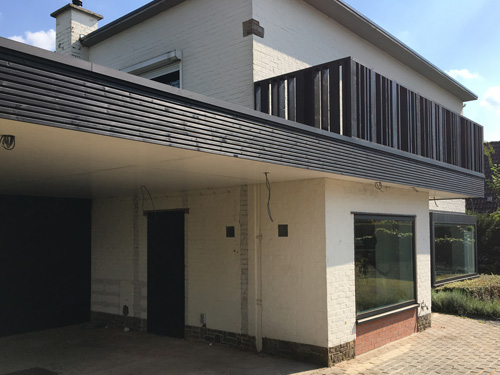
[480, 86, 500, 113]
[8, 29, 56, 51]
[446, 69, 480, 80]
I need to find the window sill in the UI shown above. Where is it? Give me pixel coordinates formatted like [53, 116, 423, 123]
[433, 273, 479, 287]
[356, 303, 419, 325]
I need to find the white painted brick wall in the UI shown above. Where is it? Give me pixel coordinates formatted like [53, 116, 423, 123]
[251, 0, 464, 113]
[88, 0, 254, 108]
[91, 186, 242, 333]
[85, 0, 463, 113]
[324, 179, 431, 347]
[247, 179, 328, 347]
[429, 199, 466, 213]
[91, 196, 145, 317]
[182, 187, 242, 333]
[91, 178, 432, 349]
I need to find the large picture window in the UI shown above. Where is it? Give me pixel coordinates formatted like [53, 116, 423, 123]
[354, 215, 416, 318]
[430, 212, 477, 286]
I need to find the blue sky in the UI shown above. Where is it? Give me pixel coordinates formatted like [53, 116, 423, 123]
[1, 0, 499, 140]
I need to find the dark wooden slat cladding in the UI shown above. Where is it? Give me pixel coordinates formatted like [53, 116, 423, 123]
[271, 80, 278, 117]
[314, 70, 321, 128]
[321, 68, 330, 131]
[255, 57, 484, 174]
[0, 45, 483, 197]
[287, 77, 296, 122]
[278, 80, 286, 118]
[329, 62, 341, 134]
[295, 70, 306, 125]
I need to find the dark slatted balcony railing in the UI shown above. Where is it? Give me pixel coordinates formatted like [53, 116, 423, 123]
[254, 57, 484, 174]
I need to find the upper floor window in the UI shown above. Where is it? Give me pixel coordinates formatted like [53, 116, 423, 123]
[142, 64, 180, 88]
[122, 50, 182, 88]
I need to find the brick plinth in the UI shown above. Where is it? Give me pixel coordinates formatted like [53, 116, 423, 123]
[185, 326, 256, 352]
[328, 340, 356, 366]
[263, 338, 328, 366]
[263, 338, 355, 367]
[356, 308, 417, 355]
[90, 311, 147, 331]
[417, 313, 432, 332]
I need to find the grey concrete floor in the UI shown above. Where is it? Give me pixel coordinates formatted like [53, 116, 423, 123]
[0, 313, 499, 375]
[0, 324, 317, 375]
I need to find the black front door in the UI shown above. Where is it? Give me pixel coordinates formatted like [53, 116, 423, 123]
[147, 210, 185, 338]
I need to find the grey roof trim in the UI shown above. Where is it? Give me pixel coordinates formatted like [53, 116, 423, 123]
[80, 0, 184, 47]
[303, 0, 477, 102]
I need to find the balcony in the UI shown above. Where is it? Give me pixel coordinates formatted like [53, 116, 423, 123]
[254, 57, 484, 174]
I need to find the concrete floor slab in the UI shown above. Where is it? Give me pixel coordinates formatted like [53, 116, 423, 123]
[0, 324, 317, 375]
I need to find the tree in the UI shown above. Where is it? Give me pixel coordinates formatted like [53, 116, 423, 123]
[475, 143, 500, 274]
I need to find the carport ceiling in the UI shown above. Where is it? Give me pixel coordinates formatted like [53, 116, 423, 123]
[0, 119, 466, 200]
[0, 119, 339, 198]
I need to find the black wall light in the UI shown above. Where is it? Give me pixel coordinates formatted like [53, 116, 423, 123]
[0, 135, 15, 150]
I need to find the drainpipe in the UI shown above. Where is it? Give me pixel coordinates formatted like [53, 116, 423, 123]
[254, 185, 263, 351]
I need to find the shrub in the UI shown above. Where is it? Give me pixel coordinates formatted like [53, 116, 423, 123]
[432, 289, 500, 319]
[435, 274, 500, 302]
[476, 213, 500, 275]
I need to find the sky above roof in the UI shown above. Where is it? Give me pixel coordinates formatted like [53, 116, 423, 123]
[0, 0, 499, 140]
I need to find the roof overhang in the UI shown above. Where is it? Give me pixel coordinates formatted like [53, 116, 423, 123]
[80, 0, 183, 47]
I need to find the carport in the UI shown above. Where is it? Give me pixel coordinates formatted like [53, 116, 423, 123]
[0, 114, 330, 338]
[0, 38, 335, 343]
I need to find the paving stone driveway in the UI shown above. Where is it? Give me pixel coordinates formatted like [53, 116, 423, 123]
[0, 313, 498, 374]
[303, 313, 500, 375]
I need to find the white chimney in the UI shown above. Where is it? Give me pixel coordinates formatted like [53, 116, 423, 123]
[50, 1, 103, 60]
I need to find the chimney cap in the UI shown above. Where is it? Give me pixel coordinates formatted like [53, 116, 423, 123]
[72, 0, 83, 6]
[51, 3, 103, 20]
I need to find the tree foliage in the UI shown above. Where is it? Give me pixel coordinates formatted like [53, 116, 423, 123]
[474, 143, 500, 274]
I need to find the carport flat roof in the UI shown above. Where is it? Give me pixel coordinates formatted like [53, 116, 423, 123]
[0, 37, 483, 199]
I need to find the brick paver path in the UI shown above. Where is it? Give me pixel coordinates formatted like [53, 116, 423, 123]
[302, 313, 500, 375]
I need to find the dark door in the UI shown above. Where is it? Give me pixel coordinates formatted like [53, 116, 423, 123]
[147, 210, 185, 337]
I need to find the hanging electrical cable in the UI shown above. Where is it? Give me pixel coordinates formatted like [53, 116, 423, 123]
[141, 185, 157, 222]
[264, 172, 274, 222]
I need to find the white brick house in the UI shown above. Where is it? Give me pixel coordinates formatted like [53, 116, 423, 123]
[0, 0, 483, 366]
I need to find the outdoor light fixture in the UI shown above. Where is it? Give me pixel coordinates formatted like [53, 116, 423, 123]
[0, 135, 15, 150]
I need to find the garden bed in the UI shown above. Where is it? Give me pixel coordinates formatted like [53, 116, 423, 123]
[432, 274, 500, 320]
